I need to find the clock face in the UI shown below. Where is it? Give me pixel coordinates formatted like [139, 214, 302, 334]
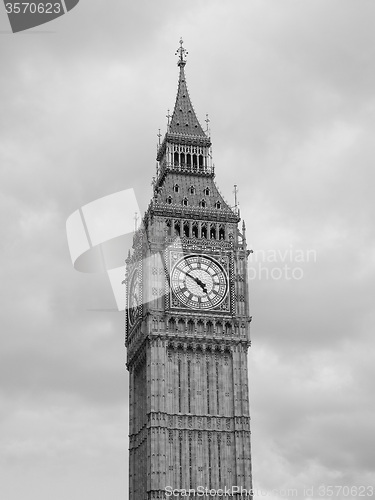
[171, 254, 228, 310]
[128, 268, 140, 326]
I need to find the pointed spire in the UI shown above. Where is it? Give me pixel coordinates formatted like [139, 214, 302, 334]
[168, 38, 207, 138]
[156, 39, 212, 165]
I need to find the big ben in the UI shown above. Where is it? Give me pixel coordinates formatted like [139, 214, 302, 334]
[126, 39, 252, 499]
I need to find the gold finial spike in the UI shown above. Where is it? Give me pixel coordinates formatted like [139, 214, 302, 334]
[175, 37, 188, 66]
[157, 128, 162, 146]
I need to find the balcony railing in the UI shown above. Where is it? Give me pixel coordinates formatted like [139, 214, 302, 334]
[158, 162, 215, 179]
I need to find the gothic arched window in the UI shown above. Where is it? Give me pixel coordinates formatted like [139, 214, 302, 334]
[178, 319, 185, 332]
[182, 198, 188, 206]
[166, 196, 173, 204]
[215, 201, 221, 209]
[190, 186, 196, 195]
[200, 200, 206, 208]
[204, 187, 210, 196]
[174, 184, 179, 193]
[183, 221, 190, 237]
[216, 321, 223, 335]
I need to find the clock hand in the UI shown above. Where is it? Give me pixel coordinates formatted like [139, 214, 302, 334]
[185, 271, 200, 284]
[185, 272, 208, 293]
[195, 277, 207, 293]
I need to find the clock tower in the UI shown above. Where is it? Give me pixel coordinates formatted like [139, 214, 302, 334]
[126, 40, 253, 499]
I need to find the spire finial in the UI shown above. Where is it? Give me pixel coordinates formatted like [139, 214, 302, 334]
[166, 109, 172, 127]
[175, 37, 188, 67]
[205, 113, 211, 136]
[233, 184, 239, 214]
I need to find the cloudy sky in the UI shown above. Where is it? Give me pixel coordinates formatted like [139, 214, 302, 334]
[1, 1, 375, 499]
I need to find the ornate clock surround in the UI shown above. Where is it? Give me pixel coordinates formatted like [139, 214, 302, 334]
[166, 247, 234, 315]
[126, 258, 143, 328]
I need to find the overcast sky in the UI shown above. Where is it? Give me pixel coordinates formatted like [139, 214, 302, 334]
[1, 1, 374, 499]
